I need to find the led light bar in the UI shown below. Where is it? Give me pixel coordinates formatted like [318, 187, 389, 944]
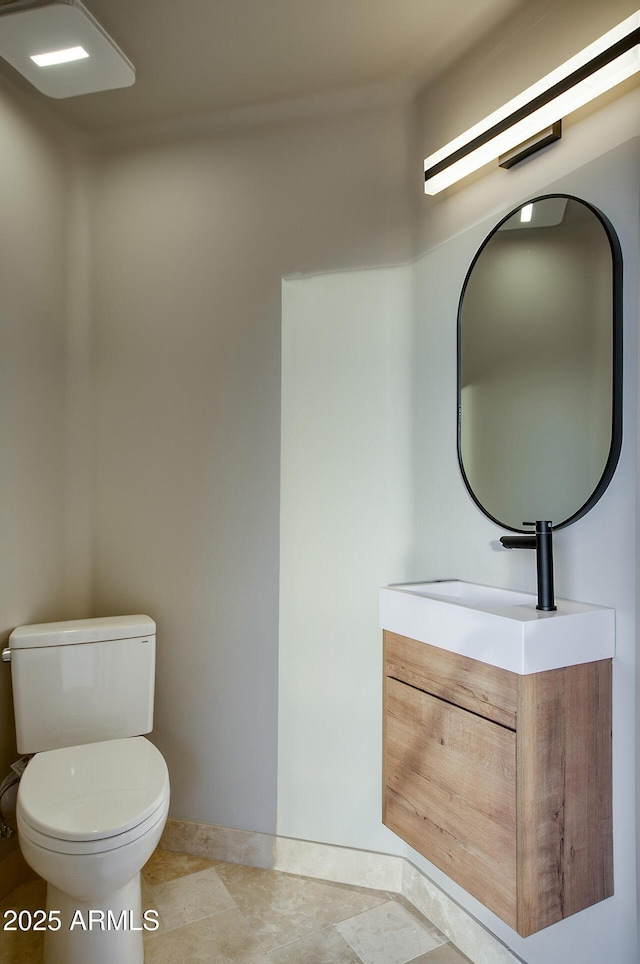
[424, 11, 640, 195]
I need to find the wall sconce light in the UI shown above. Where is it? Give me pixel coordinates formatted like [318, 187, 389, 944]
[0, 0, 134, 99]
[424, 10, 640, 195]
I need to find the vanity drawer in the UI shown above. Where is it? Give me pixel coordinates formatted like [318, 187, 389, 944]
[384, 676, 517, 928]
[384, 630, 518, 729]
[383, 646, 613, 936]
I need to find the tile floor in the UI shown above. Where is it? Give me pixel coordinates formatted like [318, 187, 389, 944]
[0, 848, 472, 963]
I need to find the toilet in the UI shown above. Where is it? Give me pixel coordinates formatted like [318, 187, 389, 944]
[5, 615, 170, 964]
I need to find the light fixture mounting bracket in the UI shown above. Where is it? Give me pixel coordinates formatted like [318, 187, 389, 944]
[498, 121, 563, 169]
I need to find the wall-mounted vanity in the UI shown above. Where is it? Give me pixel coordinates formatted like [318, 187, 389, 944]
[380, 581, 614, 937]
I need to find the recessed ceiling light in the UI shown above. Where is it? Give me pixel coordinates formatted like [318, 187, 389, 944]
[0, 0, 134, 98]
[31, 44, 89, 67]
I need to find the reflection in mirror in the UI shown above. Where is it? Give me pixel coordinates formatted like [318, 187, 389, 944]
[458, 195, 622, 532]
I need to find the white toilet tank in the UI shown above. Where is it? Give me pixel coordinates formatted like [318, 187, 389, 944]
[8, 615, 156, 754]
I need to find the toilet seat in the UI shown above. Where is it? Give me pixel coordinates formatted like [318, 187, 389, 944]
[17, 736, 169, 855]
[18, 803, 168, 856]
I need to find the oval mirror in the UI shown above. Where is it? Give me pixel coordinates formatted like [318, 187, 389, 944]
[458, 194, 622, 532]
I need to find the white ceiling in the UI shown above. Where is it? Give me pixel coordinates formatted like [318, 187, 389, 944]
[0, 0, 527, 135]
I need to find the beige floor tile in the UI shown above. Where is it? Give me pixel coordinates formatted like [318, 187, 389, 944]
[0, 877, 47, 914]
[141, 876, 166, 934]
[143, 847, 218, 886]
[409, 942, 473, 963]
[143, 907, 271, 963]
[0, 928, 44, 964]
[336, 900, 445, 964]
[0, 879, 48, 964]
[1, 858, 456, 964]
[214, 863, 388, 952]
[150, 865, 236, 931]
[268, 925, 364, 963]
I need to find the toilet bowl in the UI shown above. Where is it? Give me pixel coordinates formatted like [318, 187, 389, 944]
[5, 614, 169, 962]
[17, 736, 169, 964]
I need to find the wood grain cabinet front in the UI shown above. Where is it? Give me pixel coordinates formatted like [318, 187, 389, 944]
[382, 631, 613, 937]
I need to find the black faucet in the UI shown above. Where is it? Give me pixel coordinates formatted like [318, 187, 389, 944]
[499, 520, 557, 612]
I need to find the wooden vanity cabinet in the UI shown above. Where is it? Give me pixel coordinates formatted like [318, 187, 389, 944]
[382, 630, 613, 937]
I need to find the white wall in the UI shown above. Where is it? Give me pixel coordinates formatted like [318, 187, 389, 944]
[279, 265, 414, 851]
[410, 4, 640, 957]
[0, 86, 100, 875]
[0, 73, 413, 852]
[279, 8, 640, 960]
[410, 141, 638, 964]
[0, 83, 83, 823]
[90, 103, 412, 833]
[280, 141, 639, 964]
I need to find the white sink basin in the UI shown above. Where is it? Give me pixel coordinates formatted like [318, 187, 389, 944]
[379, 580, 615, 674]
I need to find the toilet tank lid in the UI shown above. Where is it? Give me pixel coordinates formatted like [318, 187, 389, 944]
[9, 615, 155, 650]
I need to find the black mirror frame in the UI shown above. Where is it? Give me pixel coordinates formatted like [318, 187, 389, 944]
[456, 193, 623, 533]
